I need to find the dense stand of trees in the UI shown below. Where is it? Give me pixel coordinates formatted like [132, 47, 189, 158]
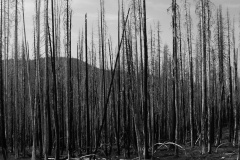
[0, 0, 240, 159]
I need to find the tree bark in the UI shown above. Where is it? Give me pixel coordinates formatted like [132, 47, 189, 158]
[143, 0, 150, 158]
[14, 0, 19, 158]
[0, 0, 7, 158]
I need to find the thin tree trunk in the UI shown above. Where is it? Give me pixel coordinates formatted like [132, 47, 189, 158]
[207, 1, 212, 153]
[44, 0, 49, 159]
[227, 10, 233, 145]
[232, 17, 238, 146]
[85, 13, 90, 154]
[172, 0, 179, 156]
[143, 0, 150, 158]
[66, 0, 71, 158]
[216, 6, 224, 146]
[184, 0, 194, 148]
[50, 0, 60, 158]
[117, 0, 121, 155]
[0, 0, 7, 158]
[14, 0, 19, 158]
[32, 1, 41, 159]
[201, 0, 207, 154]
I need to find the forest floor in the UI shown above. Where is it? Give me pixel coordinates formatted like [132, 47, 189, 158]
[153, 145, 238, 160]
[2, 145, 239, 160]
[3, 144, 239, 160]
[2, 129, 239, 160]
[154, 128, 238, 160]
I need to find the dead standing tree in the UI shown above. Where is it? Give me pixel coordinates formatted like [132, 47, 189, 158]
[14, 0, 19, 158]
[32, 0, 41, 159]
[184, 0, 194, 148]
[85, 13, 90, 154]
[64, 0, 73, 158]
[200, 0, 207, 154]
[171, 0, 179, 156]
[43, 0, 50, 159]
[142, 0, 150, 158]
[216, 6, 225, 146]
[232, 17, 238, 146]
[49, 0, 60, 159]
[0, 0, 7, 159]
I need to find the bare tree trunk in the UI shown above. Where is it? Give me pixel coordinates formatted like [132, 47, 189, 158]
[3, 0, 9, 157]
[207, 1, 212, 153]
[216, 6, 224, 146]
[172, 0, 179, 156]
[0, 0, 7, 158]
[143, 0, 150, 158]
[201, 0, 207, 154]
[157, 22, 161, 143]
[22, 0, 33, 156]
[32, 23, 37, 160]
[85, 13, 90, 154]
[65, 0, 72, 158]
[100, 0, 108, 155]
[184, 0, 194, 148]
[77, 32, 82, 155]
[235, 49, 239, 158]
[117, 0, 121, 155]
[226, 10, 234, 145]
[50, 0, 60, 158]
[32, 1, 41, 159]
[44, 0, 49, 159]
[232, 17, 238, 146]
[14, 0, 19, 158]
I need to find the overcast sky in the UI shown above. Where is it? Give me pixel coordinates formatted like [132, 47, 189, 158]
[22, 0, 240, 59]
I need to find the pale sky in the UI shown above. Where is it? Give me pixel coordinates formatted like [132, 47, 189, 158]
[21, 0, 240, 60]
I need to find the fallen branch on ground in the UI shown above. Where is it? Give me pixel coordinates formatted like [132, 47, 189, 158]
[152, 142, 186, 155]
[215, 142, 232, 153]
[152, 143, 169, 153]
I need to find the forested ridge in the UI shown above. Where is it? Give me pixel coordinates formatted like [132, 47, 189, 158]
[0, 0, 240, 160]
